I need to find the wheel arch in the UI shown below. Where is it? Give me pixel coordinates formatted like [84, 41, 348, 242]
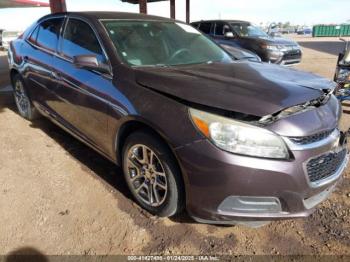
[9, 68, 20, 85]
[114, 118, 188, 199]
[115, 118, 176, 165]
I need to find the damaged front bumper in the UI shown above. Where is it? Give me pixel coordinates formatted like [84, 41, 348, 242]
[175, 132, 348, 227]
[175, 95, 347, 227]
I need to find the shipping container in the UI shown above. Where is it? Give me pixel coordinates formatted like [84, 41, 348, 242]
[313, 24, 350, 37]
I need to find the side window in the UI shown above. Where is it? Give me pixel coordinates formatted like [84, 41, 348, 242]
[28, 26, 39, 44]
[223, 24, 232, 34]
[62, 18, 104, 61]
[198, 22, 212, 34]
[214, 22, 224, 36]
[35, 18, 63, 52]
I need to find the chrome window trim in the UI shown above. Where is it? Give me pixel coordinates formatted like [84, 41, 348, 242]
[26, 38, 56, 57]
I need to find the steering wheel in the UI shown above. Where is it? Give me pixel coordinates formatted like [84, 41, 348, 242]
[168, 48, 191, 63]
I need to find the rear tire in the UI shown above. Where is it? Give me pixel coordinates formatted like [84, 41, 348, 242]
[12, 74, 40, 121]
[122, 130, 184, 217]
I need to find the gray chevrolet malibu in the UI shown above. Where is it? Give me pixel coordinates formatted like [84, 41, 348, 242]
[8, 11, 348, 226]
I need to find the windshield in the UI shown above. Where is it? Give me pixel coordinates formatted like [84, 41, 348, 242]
[230, 23, 268, 38]
[102, 20, 232, 66]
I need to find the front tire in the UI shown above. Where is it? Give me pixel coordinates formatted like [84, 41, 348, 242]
[12, 74, 39, 120]
[122, 130, 184, 217]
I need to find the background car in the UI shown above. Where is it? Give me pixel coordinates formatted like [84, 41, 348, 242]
[297, 27, 312, 35]
[1, 30, 21, 49]
[191, 20, 302, 66]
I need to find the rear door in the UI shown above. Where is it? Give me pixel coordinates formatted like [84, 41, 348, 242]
[212, 21, 225, 42]
[25, 17, 64, 110]
[198, 22, 213, 36]
[51, 17, 112, 152]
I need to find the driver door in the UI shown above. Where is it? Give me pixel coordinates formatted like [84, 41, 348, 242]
[51, 17, 113, 153]
[212, 22, 240, 48]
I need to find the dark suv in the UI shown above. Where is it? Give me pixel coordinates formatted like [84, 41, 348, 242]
[191, 20, 302, 66]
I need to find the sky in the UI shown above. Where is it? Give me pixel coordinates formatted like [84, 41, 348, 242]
[0, 0, 349, 31]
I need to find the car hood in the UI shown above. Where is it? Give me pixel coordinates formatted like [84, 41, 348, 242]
[220, 44, 260, 61]
[134, 61, 336, 117]
[252, 36, 298, 46]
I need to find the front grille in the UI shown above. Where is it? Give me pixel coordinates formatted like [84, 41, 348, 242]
[283, 59, 301, 65]
[289, 129, 334, 145]
[306, 149, 347, 182]
[283, 52, 301, 60]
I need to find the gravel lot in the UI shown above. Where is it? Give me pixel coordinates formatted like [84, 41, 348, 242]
[0, 36, 349, 257]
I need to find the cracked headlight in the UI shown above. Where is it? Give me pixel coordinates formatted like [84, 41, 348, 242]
[189, 108, 289, 159]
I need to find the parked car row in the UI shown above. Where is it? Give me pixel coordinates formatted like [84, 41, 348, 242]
[191, 20, 302, 66]
[297, 27, 312, 35]
[8, 12, 347, 227]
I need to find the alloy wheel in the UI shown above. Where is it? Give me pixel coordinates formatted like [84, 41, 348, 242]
[126, 144, 168, 207]
[14, 79, 30, 116]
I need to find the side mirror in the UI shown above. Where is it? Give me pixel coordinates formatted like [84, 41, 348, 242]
[224, 32, 234, 39]
[73, 55, 110, 74]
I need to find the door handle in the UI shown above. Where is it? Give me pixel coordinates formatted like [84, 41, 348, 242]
[51, 71, 60, 80]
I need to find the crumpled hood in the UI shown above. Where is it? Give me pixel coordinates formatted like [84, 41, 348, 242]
[135, 61, 336, 117]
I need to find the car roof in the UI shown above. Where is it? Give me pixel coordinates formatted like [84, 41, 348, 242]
[39, 11, 173, 22]
[191, 20, 250, 24]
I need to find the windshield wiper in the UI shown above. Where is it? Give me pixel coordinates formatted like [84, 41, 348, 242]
[136, 64, 168, 68]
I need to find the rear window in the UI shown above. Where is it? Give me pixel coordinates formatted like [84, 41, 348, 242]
[35, 18, 64, 52]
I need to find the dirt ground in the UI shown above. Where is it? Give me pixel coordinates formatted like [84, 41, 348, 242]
[0, 36, 350, 257]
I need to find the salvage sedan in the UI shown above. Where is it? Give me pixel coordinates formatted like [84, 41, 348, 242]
[8, 12, 348, 226]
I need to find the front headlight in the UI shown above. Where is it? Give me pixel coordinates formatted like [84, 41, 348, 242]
[189, 108, 289, 159]
[263, 44, 282, 51]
